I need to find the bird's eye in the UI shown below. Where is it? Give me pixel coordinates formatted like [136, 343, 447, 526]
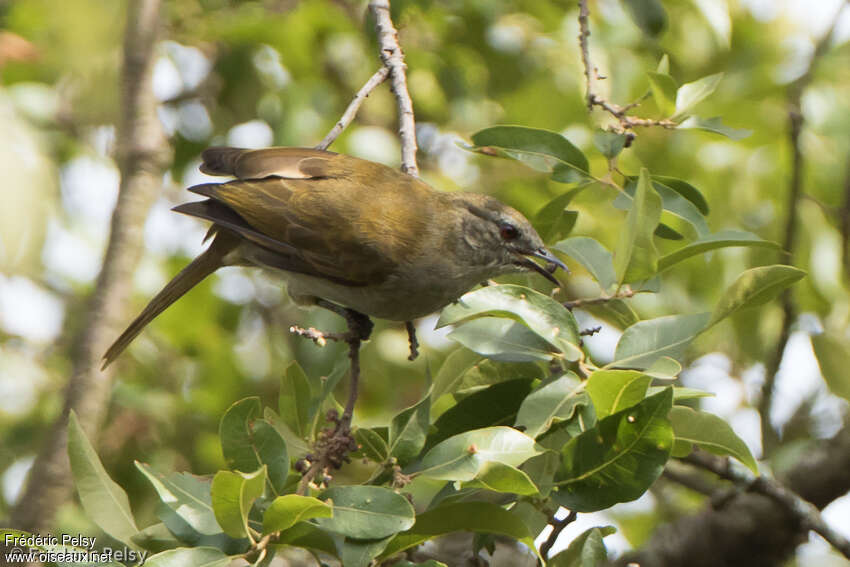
[499, 223, 520, 241]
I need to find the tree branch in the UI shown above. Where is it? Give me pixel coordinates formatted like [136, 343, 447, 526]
[540, 510, 577, 560]
[612, 425, 850, 567]
[369, 0, 419, 176]
[758, 0, 847, 455]
[577, 0, 676, 135]
[9, 0, 168, 532]
[316, 66, 390, 150]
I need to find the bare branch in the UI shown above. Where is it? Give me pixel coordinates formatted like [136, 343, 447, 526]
[10, 0, 168, 532]
[369, 0, 419, 177]
[316, 66, 390, 150]
[758, 0, 847, 455]
[540, 510, 578, 560]
[577, 0, 676, 135]
[684, 452, 850, 560]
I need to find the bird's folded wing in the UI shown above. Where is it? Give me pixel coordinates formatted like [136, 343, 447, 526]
[200, 147, 350, 180]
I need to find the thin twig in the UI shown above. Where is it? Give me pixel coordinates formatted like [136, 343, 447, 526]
[316, 66, 390, 150]
[539, 510, 578, 560]
[369, 0, 419, 176]
[684, 452, 850, 560]
[577, 0, 676, 134]
[563, 288, 636, 310]
[758, 0, 847, 455]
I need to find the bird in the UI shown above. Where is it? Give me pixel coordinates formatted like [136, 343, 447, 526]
[102, 146, 568, 368]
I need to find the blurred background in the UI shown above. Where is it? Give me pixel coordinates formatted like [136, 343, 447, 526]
[0, 0, 849, 563]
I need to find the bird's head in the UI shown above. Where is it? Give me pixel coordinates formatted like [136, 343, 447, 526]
[451, 193, 568, 284]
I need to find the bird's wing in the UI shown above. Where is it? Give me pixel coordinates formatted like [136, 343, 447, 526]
[184, 148, 435, 285]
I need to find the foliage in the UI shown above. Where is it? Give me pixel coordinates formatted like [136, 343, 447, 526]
[2, 0, 849, 566]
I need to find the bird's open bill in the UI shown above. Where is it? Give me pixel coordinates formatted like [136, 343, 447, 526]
[516, 248, 568, 285]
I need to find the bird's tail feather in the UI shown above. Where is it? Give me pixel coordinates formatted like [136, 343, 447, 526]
[102, 235, 235, 369]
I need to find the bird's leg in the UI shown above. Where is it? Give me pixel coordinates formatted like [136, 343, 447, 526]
[405, 321, 419, 361]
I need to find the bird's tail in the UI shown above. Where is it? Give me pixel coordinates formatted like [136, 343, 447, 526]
[102, 233, 237, 369]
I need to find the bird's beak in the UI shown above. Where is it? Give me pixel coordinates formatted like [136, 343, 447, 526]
[516, 248, 568, 285]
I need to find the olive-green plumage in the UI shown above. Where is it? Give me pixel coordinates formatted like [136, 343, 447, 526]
[102, 147, 566, 368]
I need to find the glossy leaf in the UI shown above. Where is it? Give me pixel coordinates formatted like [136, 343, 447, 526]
[615, 177, 709, 238]
[652, 175, 709, 214]
[142, 547, 231, 567]
[593, 130, 628, 159]
[262, 494, 332, 534]
[219, 397, 261, 473]
[674, 73, 723, 119]
[210, 467, 266, 539]
[389, 394, 431, 464]
[276, 522, 338, 558]
[556, 388, 673, 512]
[279, 361, 312, 438]
[611, 312, 711, 369]
[439, 284, 582, 360]
[811, 333, 850, 403]
[649, 386, 715, 401]
[431, 348, 482, 400]
[585, 370, 652, 419]
[614, 169, 662, 284]
[549, 526, 616, 567]
[709, 265, 806, 326]
[647, 72, 677, 116]
[135, 463, 220, 536]
[535, 185, 589, 243]
[622, 0, 667, 36]
[668, 406, 758, 473]
[678, 115, 752, 140]
[463, 461, 539, 495]
[553, 237, 617, 290]
[417, 426, 541, 481]
[316, 485, 415, 539]
[355, 428, 390, 462]
[643, 356, 682, 379]
[448, 318, 558, 362]
[658, 230, 780, 271]
[340, 536, 393, 567]
[380, 502, 536, 559]
[515, 372, 586, 437]
[67, 411, 139, 546]
[469, 125, 589, 180]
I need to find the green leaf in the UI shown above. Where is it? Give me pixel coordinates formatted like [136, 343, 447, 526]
[340, 536, 393, 567]
[279, 361, 312, 438]
[515, 372, 586, 438]
[556, 388, 674, 512]
[593, 130, 628, 159]
[67, 411, 139, 546]
[276, 522, 338, 557]
[615, 177, 710, 238]
[659, 230, 781, 271]
[655, 223, 685, 240]
[430, 379, 533, 448]
[264, 407, 310, 459]
[678, 115, 752, 140]
[251, 420, 289, 494]
[136, 463, 220, 536]
[417, 426, 540, 481]
[649, 386, 714, 401]
[610, 312, 711, 369]
[586, 370, 653, 419]
[657, 54, 670, 74]
[652, 176, 709, 214]
[463, 461, 539, 495]
[549, 526, 616, 567]
[448, 318, 558, 363]
[643, 356, 682, 379]
[262, 494, 332, 534]
[553, 237, 617, 290]
[614, 169, 662, 284]
[535, 186, 589, 243]
[210, 467, 266, 539]
[219, 397, 261, 472]
[153, 502, 248, 555]
[389, 394, 431, 464]
[391, 561, 448, 567]
[468, 125, 589, 181]
[439, 284, 582, 360]
[673, 73, 723, 119]
[142, 547, 231, 567]
[432, 348, 483, 400]
[647, 72, 677, 116]
[709, 265, 806, 326]
[621, 0, 667, 36]
[316, 485, 415, 539]
[380, 502, 536, 559]
[131, 523, 181, 554]
[811, 333, 850, 403]
[668, 406, 758, 473]
[355, 427, 390, 462]
[583, 298, 640, 329]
